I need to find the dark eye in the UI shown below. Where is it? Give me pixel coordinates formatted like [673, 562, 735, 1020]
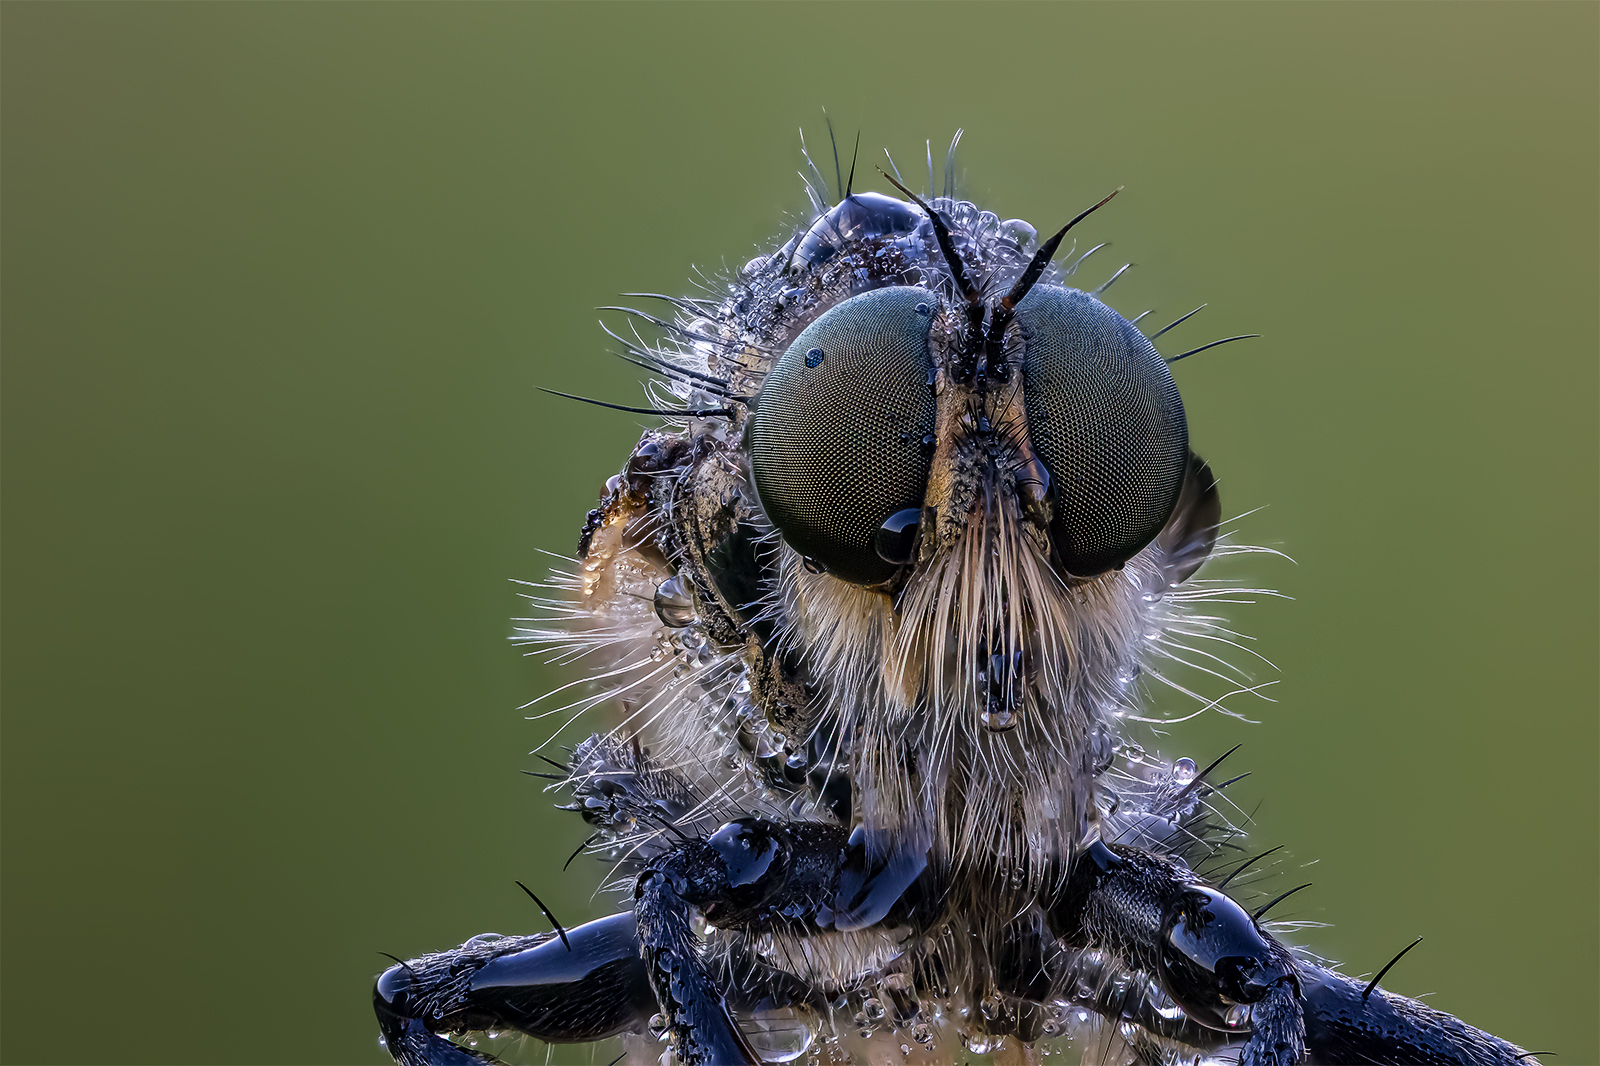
[748, 286, 937, 586]
[1016, 286, 1188, 577]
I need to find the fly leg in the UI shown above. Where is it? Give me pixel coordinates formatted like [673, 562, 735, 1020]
[1050, 840, 1306, 1066]
[1051, 952, 1531, 1065]
[634, 816, 930, 1065]
[372, 913, 656, 1066]
[1047, 841, 1532, 1066]
[1296, 962, 1530, 1066]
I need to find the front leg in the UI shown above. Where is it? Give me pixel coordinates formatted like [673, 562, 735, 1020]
[1051, 840, 1305, 1066]
[1049, 841, 1531, 1066]
[634, 817, 932, 1064]
[372, 913, 655, 1066]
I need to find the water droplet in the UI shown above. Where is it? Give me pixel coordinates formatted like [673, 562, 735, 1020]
[963, 1032, 1004, 1055]
[873, 509, 922, 565]
[979, 708, 1016, 732]
[1016, 462, 1050, 507]
[802, 556, 828, 575]
[1153, 1001, 1187, 1022]
[863, 997, 885, 1021]
[648, 1013, 670, 1040]
[745, 1007, 815, 1063]
[914, 301, 932, 316]
[1001, 218, 1038, 250]
[654, 575, 696, 628]
[804, 347, 826, 369]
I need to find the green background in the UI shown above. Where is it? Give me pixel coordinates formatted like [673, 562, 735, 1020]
[4, 4, 1595, 1063]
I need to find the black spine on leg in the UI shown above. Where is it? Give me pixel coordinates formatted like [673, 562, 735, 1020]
[1298, 965, 1530, 1066]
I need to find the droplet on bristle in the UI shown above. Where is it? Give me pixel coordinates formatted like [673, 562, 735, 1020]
[653, 575, 695, 628]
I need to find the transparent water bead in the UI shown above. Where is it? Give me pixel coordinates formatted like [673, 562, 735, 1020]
[1001, 218, 1038, 251]
[961, 1031, 1006, 1055]
[653, 574, 695, 628]
[746, 1007, 816, 1063]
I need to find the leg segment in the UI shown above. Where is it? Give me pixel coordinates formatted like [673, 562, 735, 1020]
[1048, 840, 1530, 1066]
[633, 816, 935, 1064]
[1051, 840, 1304, 1066]
[372, 913, 655, 1066]
[1298, 964, 1530, 1066]
[632, 819, 847, 1065]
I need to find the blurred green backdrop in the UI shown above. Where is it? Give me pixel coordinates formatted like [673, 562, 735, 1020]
[3, 4, 1595, 1063]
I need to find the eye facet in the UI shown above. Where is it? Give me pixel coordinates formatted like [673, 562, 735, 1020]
[749, 286, 937, 586]
[1016, 285, 1189, 577]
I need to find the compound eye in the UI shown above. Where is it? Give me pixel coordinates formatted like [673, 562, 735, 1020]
[749, 286, 937, 586]
[1016, 286, 1189, 577]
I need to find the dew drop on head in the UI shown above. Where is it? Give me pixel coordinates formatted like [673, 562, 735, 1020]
[653, 575, 695, 628]
[873, 509, 922, 565]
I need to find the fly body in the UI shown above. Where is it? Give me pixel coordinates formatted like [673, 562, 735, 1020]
[373, 135, 1530, 1066]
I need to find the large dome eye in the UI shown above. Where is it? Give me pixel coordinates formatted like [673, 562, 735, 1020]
[749, 286, 938, 586]
[1016, 286, 1189, 577]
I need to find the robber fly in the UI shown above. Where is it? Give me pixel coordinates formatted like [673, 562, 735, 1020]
[372, 134, 1530, 1066]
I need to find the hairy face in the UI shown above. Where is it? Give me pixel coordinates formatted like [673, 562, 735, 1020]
[750, 281, 1191, 727]
[680, 188, 1220, 879]
[541, 182, 1227, 882]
